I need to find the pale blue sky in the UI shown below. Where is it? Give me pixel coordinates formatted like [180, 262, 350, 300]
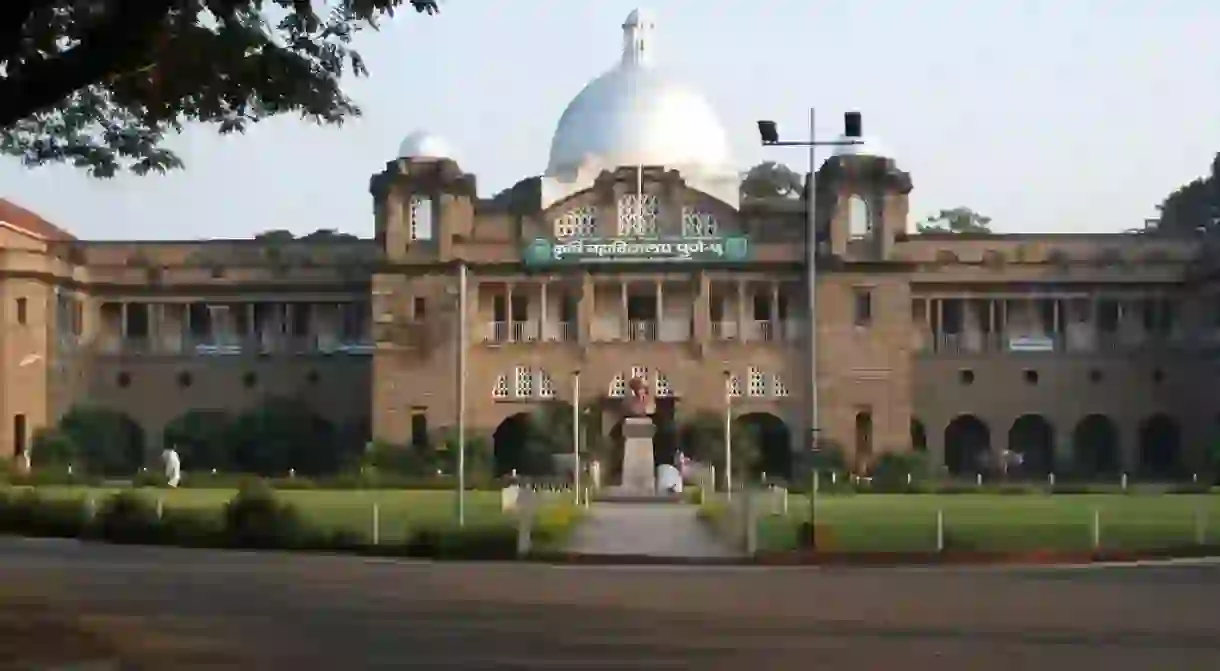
[2, 0, 1217, 239]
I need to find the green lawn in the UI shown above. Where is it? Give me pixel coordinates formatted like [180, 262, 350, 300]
[744, 493, 1220, 553]
[2, 486, 508, 544]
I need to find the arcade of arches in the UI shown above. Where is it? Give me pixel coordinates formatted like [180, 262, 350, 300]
[934, 413, 1187, 477]
[491, 409, 794, 479]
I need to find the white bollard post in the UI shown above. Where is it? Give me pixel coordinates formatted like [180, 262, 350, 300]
[976, 473, 983, 487]
[1121, 473, 1128, 491]
[156, 497, 164, 521]
[906, 472, 912, 486]
[831, 471, 836, 486]
[1192, 473, 1198, 484]
[1049, 473, 1056, 488]
[744, 489, 758, 556]
[782, 488, 789, 516]
[516, 490, 533, 558]
[1092, 509, 1101, 550]
[372, 503, 380, 546]
[936, 509, 945, 552]
[584, 487, 591, 509]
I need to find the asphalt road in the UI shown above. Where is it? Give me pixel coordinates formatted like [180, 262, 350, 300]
[2, 539, 1219, 670]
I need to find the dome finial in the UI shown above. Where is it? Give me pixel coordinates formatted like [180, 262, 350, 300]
[622, 8, 656, 67]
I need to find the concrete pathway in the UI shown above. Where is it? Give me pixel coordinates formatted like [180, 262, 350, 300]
[564, 503, 741, 558]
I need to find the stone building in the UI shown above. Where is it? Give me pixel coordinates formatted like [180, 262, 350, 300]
[1, 9, 1215, 480]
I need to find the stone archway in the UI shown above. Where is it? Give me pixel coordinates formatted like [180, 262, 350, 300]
[944, 415, 990, 476]
[734, 412, 792, 481]
[1138, 414, 1181, 479]
[1007, 414, 1055, 477]
[492, 412, 534, 477]
[1072, 414, 1120, 477]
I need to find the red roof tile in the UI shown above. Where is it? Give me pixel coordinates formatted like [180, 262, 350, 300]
[0, 198, 76, 241]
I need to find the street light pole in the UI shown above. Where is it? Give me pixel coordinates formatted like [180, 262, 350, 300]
[758, 110, 862, 544]
[723, 369, 733, 501]
[456, 260, 468, 527]
[805, 108, 820, 454]
[756, 109, 862, 461]
[572, 369, 581, 505]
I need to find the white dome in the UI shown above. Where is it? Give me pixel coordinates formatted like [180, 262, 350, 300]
[545, 9, 732, 177]
[397, 130, 455, 160]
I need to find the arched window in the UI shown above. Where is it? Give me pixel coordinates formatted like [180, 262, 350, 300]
[847, 194, 871, 239]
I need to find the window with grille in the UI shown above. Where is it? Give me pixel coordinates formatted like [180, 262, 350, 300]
[514, 366, 533, 397]
[553, 206, 598, 239]
[748, 366, 766, 397]
[771, 374, 789, 397]
[408, 195, 434, 241]
[538, 370, 556, 398]
[681, 208, 718, 237]
[609, 374, 627, 397]
[617, 194, 658, 236]
[630, 366, 649, 384]
[492, 374, 509, 399]
[655, 373, 672, 397]
[728, 375, 742, 398]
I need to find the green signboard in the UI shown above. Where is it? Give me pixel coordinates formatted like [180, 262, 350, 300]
[523, 236, 750, 266]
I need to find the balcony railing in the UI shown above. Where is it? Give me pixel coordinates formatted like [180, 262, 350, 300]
[713, 319, 803, 342]
[482, 321, 541, 344]
[94, 334, 373, 356]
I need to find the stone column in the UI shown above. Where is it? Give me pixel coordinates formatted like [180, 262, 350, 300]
[693, 271, 710, 343]
[578, 273, 593, 345]
[736, 281, 747, 341]
[620, 280, 629, 340]
[654, 279, 663, 341]
[769, 281, 780, 341]
[540, 280, 549, 342]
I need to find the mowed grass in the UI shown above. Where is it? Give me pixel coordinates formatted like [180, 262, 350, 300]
[751, 493, 1220, 553]
[3, 486, 507, 544]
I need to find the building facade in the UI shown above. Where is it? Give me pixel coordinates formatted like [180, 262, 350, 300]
[2, 10, 1216, 479]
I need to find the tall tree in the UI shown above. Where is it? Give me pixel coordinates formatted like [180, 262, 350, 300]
[740, 161, 803, 199]
[916, 207, 993, 234]
[0, 0, 439, 177]
[1152, 153, 1220, 235]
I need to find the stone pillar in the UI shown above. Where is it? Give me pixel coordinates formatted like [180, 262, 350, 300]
[769, 281, 780, 341]
[693, 271, 710, 343]
[620, 280, 629, 340]
[578, 273, 593, 344]
[654, 279, 663, 341]
[736, 281, 747, 341]
[540, 280, 549, 342]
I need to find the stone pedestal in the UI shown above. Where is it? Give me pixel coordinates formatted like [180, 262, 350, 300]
[620, 417, 656, 494]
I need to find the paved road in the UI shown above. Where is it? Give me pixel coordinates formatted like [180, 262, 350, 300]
[564, 503, 740, 557]
[2, 539, 1220, 669]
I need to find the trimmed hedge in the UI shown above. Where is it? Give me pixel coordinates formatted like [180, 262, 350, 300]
[0, 482, 585, 560]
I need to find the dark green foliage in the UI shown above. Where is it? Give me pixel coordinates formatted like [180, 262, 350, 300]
[163, 409, 233, 472]
[95, 491, 163, 544]
[28, 427, 78, 468]
[916, 207, 993, 234]
[405, 524, 518, 560]
[1, 1, 440, 176]
[741, 161, 803, 199]
[1152, 154, 1220, 235]
[223, 397, 342, 476]
[221, 479, 305, 548]
[0, 490, 88, 538]
[57, 406, 146, 475]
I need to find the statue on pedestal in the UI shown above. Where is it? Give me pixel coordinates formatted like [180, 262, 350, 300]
[617, 377, 658, 494]
[622, 377, 655, 418]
